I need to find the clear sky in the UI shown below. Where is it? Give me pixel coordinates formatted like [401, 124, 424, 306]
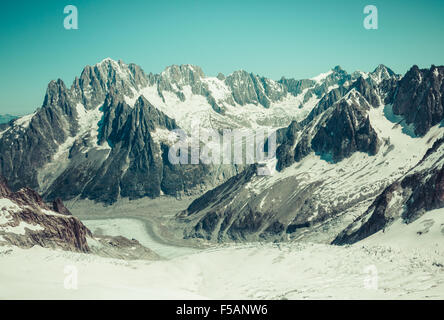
[1, 0, 443, 114]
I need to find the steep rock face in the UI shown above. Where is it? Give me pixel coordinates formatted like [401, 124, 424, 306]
[275, 121, 303, 171]
[278, 77, 315, 97]
[0, 79, 78, 191]
[224, 70, 287, 108]
[351, 76, 381, 107]
[392, 65, 444, 136]
[178, 159, 339, 242]
[276, 89, 379, 170]
[43, 95, 214, 204]
[310, 98, 379, 163]
[1, 59, 302, 203]
[0, 176, 92, 252]
[368, 64, 397, 85]
[178, 165, 264, 241]
[70, 58, 147, 110]
[300, 86, 349, 126]
[155, 64, 212, 104]
[278, 66, 356, 108]
[0, 60, 242, 204]
[179, 94, 381, 242]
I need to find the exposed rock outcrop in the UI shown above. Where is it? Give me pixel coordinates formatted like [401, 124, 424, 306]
[0, 176, 92, 252]
[0, 176, 159, 259]
[392, 65, 444, 136]
[276, 89, 380, 170]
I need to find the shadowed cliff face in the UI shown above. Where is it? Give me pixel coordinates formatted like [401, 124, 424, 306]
[392, 65, 444, 136]
[276, 89, 380, 171]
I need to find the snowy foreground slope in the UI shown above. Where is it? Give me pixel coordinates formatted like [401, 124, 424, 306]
[1, 209, 443, 300]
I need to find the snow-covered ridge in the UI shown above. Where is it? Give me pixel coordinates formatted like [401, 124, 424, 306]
[310, 69, 333, 83]
[0, 58, 403, 204]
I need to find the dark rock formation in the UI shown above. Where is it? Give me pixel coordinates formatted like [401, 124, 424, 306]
[0, 176, 92, 252]
[392, 65, 444, 136]
[0, 176, 159, 259]
[225, 70, 287, 108]
[276, 90, 380, 170]
[310, 98, 379, 163]
[52, 198, 72, 215]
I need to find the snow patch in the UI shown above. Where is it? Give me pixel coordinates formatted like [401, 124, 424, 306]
[0, 221, 44, 235]
[12, 112, 36, 129]
[310, 70, 333, 83]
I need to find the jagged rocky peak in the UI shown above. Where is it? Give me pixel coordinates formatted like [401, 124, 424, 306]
[278, 77, 315, 96]
[305, 66, 354, 99]
[71, 58, 148, 109]
[161, 64, 205, 84]
[42, 88, 212, 204]
[276, 89, 379, 170]
[350, 77, 381, 107]
[310, 93, 379, 162]
[41, 78, 79, 125]
[331, 65, 346, 75]
[327, 66, 352, 83]
[43, 79, 69, 107]
[371, 64, 396, 81]
[132, 95, 178, 131]
[224, 70, 287, 108]
[156, 64, 210, 101]
[216, 72, 225, 80]
[392, 64, 444, 136]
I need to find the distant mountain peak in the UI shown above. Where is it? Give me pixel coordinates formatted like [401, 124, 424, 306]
[97, 57, 119, 65]
[332, 65, 344, 72]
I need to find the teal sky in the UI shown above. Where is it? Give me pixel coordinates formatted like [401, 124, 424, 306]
[1, 0, 443, 114]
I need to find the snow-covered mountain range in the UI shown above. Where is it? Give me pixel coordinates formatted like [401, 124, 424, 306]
[1, 59, 443, 247]
[0, 59, 394, 203]
[179, 65, 444, 244]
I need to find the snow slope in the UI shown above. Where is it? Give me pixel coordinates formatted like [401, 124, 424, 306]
[362, 208, 444, 250]
[1, 236, 442, 299]
[1, 206, 443, 300]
